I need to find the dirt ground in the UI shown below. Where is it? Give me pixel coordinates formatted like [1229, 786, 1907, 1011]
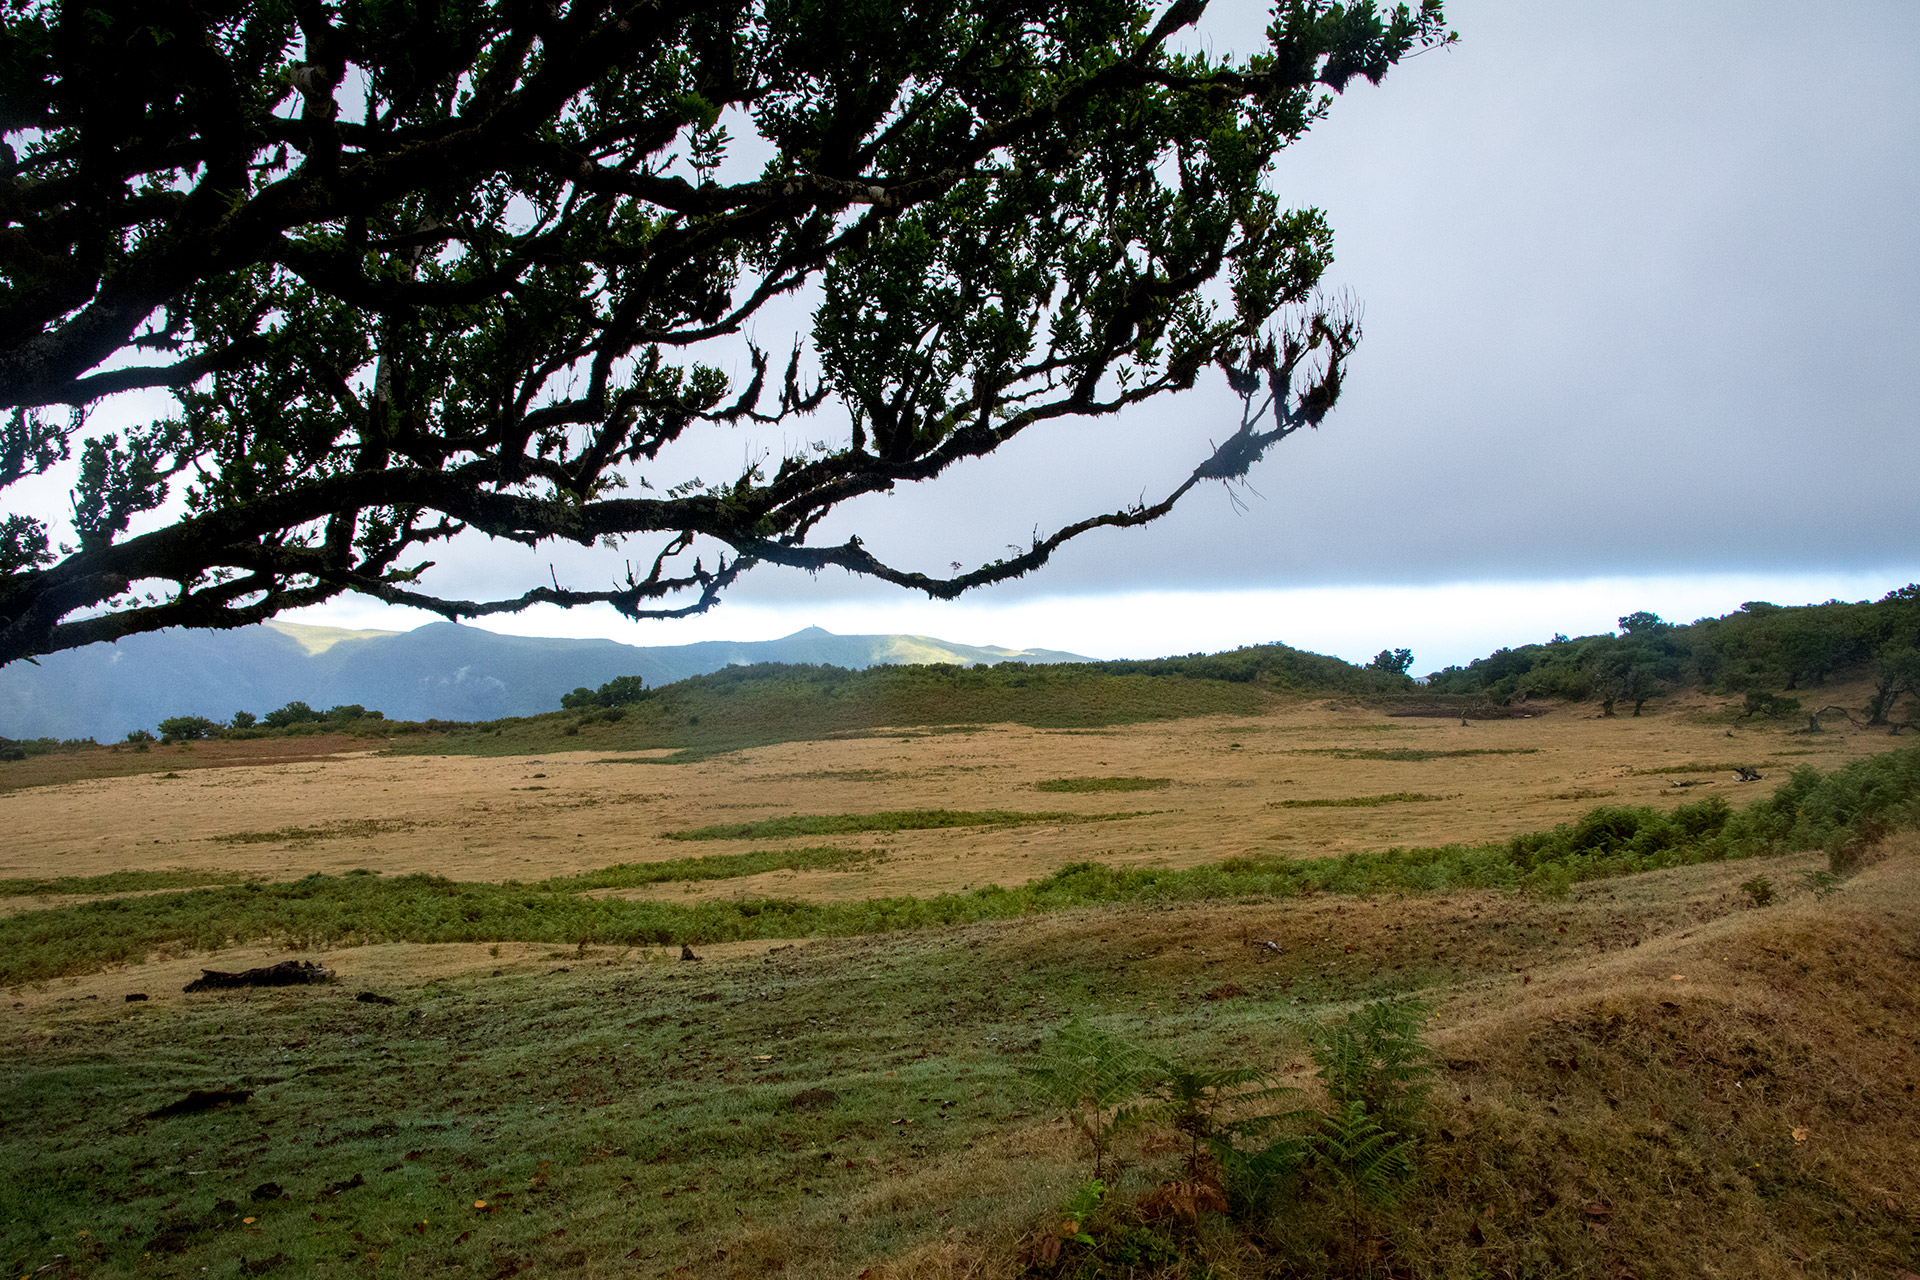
[0, 691, 1898, 900]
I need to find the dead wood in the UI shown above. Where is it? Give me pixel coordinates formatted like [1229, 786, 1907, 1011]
[182, 960, 334, 992]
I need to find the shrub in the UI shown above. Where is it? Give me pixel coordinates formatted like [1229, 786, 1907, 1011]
[1743, 691, 1802, 719]
[263, 700, 323, 728]
[157, 715, 221, 743]
[560, 674, 652, 710]
[229, 710, 257, 729]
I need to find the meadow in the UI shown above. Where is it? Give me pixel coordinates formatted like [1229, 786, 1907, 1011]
[3, 668, 1918, 1278]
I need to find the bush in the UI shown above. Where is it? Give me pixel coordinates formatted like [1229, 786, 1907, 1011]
[229, 710, 257, 729]
[263, 700, 323, 728]
[157, 715, 221, 743]
[1743, 691, 1802, 720]
[560, 674, 653, 710]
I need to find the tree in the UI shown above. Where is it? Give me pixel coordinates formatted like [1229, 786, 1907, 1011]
[561, 674, 652, 710]
[157, 713, 220, 742]
[1366, 647, 1413, 676]
[261, 699, 322, 728]
[1590, 647, 1660, 717]
[0, 0, 1450, 666]
[1867, 644, 1920, 728]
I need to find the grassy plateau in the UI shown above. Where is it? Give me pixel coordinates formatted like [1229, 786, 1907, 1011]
[2, 740, 1918, 1277]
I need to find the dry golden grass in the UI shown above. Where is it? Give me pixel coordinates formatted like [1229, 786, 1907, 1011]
[821, 840, 1920, 1278]
[0, 733, 374, 795]
[1389, 837, 1920, 1278]
[0, 690, 1900, 900]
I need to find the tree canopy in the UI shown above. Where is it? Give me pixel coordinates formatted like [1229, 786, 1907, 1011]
[0, 0, 1450, 664]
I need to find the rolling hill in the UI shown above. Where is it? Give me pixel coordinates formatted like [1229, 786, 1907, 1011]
[0, 622, 1086, 740]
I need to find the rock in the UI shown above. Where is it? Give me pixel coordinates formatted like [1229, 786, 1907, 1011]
[125, 992, 149, 1002]
[680, 944, 702, 962]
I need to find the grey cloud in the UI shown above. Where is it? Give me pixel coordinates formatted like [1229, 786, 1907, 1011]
[401, 0, 1920, 614]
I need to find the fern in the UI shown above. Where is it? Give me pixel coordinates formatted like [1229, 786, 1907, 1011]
[1308, 998, 1435, 1138]
[1151, 1059, 1292, 1179]
[1210, 1129, 1312, 1214]
[1027, 1015, 1159, 1178]
[1312, 1100, 1416, 1210]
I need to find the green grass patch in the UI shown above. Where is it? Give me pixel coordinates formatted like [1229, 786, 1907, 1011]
[773, 768, 915, 782]
[1269, 792, 1449, 809]
[1033, 776, 1172, 793]
[660, 808, 1146, 841]
[1293, 747, 1540, 762]
[209, 818, 424, 844]
[0, 889, 1469, 1280]
[538, 846, 878, 891]
[0, 870, 248, 897]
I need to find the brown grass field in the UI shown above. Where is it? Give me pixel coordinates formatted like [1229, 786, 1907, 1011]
[0, 689, 1889, 896]
[2, 687, 1916, 1278]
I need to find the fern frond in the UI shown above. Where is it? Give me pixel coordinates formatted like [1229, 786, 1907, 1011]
[1308, 998, 1436, 1136]
[1313, 1101, 1416, 1207]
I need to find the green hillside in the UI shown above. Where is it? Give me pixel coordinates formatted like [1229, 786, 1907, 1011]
[388, 643, 1418, 759]
[1425, 585, 1920, 721]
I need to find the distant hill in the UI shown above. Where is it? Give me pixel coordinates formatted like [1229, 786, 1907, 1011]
[1424, 586, 1920, 717]
[0, 622, 1087, 741]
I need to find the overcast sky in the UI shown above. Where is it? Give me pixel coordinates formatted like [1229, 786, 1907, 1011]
[41, 0, 1920, 670]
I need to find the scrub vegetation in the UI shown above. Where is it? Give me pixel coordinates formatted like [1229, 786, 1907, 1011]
[25, 584, 1916, 786]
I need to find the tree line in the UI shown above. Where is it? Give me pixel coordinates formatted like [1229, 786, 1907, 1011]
[1424, 586, 1920, 723]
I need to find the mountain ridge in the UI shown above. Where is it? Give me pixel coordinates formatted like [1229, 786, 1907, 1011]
[1, 621, 1088, 740]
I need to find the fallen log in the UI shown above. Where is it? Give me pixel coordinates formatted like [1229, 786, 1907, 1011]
[183, 960, 334, 992]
